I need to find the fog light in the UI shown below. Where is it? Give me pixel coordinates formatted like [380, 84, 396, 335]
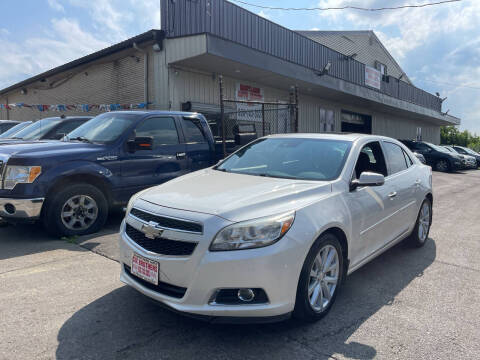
[4, 203, 15, 215]
[237, 288, 255, 302]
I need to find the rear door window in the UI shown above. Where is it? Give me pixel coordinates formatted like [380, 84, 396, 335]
[383, 142, 408, 175]
[182, 118, 207, 143]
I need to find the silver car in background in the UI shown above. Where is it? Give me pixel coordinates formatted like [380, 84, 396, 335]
[119, 134, 433, 323]
[443, 145, 477, 169]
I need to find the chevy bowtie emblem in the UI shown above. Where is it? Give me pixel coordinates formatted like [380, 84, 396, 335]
[142, 221, 164, 239]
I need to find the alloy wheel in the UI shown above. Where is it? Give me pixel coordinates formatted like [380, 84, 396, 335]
[418, 202, 431, 243]
[61, 195, 99, 231]
[436, 160, 448, 172]
[308, 244, 340, 313]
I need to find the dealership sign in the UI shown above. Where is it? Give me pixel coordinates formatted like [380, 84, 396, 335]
[235, 83, 264, 121]
[365, 66, 381, 90]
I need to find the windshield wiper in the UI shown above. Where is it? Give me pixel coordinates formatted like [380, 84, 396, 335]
[70, 136, 92, 144]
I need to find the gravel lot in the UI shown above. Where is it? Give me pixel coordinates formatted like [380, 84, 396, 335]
[1, 171, 479, 360]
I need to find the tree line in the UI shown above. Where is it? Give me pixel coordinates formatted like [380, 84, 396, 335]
[441, 126, 480, 152]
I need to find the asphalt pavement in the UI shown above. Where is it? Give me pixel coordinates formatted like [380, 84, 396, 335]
[0, 171, 479, 360]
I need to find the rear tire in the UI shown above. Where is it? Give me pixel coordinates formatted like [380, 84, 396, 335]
[407, 198, 432, 248]
[42, 184, 108, 237]
[293, 233, 345, 322]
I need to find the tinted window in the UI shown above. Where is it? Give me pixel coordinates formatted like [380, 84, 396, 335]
[217, 138, 351, 181]
[48, 120, 86, 139]
[414, 142, 431, 152]
[183, 118, 206, 143]
[384, 142, 408, 175]
[0, 122, 31, 138]
[67, 113, 138, 143]
[135, 117, 179, 148]
[355, 142, 388, 178]
[14, 118, 60, 140]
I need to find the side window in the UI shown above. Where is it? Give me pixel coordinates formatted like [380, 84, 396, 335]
[354, 141, 388, 179]
[182, 118, 206, 143]
[415, 142, 430, 152]
[383, 142, 408, 175]
[135, 117, 179, 149]
[50, 120, 86, 139]
[403, 149, 414, 167]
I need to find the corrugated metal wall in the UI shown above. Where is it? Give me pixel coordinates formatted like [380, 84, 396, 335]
[0, 48, 150, 121]
[160, 0, 442, 113]
[167, 64, 441, 143]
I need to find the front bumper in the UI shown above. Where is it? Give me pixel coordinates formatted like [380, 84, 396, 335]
[0, 197, 44, 219]
[119, 201, 306, 320]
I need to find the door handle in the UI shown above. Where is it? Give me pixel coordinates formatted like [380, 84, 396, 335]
[388, 191, 397, 198]
[176, 152, 186, 160]
[415, 179, 421, 186]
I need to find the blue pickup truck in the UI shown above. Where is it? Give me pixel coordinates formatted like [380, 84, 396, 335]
[0, 111, 255, 236]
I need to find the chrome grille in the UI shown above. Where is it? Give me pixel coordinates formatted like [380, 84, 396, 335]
[130, 208, 203, 234]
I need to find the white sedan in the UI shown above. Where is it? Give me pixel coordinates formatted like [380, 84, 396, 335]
[119, 134, 433, 323]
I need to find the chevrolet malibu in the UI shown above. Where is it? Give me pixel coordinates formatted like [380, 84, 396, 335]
[119, 134, 433, 323]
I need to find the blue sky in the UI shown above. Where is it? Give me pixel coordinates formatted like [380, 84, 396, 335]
[0, 0, 478, 132]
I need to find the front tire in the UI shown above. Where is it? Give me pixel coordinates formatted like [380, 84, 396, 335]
[407, 198, 432, 248]
[293, 233, 345, 322]
[43, 184, 108, 237]
[435, 159, 450, 172]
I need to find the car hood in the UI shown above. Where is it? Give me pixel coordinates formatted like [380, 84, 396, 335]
[138, 168, 333, 222]
[0, 141, 106, 162]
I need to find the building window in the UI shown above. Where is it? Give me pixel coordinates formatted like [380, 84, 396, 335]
[320, 108, 335, 132]
[375, 61, 388, 82]
[416, 127, 423, 141]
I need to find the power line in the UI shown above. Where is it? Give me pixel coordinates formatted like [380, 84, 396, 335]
[418, 78, 480, 90]
[230, 0, 462, 12]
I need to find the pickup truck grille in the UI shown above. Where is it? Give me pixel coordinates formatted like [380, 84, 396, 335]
[126, 224, 198, 256]
[130, 208, 203, 234]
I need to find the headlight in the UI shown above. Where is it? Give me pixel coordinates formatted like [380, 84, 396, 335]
[210, 212, 295, 251]
[3, 166, 42, 190]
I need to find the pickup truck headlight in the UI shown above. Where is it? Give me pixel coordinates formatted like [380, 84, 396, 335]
[3, 166, 42, 190]
[210, 212, 295, 251]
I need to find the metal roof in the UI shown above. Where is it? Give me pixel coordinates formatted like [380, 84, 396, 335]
[296, 30, 412, 85]
[0, 30, 165, 96]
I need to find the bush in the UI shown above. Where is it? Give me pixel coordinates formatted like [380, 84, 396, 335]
[441, 126, 480, 152]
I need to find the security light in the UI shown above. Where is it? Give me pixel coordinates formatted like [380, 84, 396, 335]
[317, 62, 332, 76]
[436, 92, 440, 97]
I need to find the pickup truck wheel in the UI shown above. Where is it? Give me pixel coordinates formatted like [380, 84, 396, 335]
[293, 233, 344, 322]
[43, 184, 108, 237]
[407, 198, 432, 248]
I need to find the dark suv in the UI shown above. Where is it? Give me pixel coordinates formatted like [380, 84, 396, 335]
[400, 140, 463, 172]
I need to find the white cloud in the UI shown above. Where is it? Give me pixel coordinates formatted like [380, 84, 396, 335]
[47, 0, 65, 12]
[258, 10, 271, 19]
[0, 18, 109, 89]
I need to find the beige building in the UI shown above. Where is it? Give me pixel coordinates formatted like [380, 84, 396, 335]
[0, 0, 460, 143]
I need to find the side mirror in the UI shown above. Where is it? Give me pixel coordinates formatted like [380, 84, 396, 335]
[127, 136, 153, 152]
[350, 172, 385, 191]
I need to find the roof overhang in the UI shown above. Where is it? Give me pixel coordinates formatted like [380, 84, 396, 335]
[170, 34, 460, 126]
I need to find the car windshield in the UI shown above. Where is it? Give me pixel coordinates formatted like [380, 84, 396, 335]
[428, 143, 451, 154]
[0, 122, 31, 138]
[11, 118, 60, 140]
[217, 137, 352, 181]
[65, 113, 139, 144]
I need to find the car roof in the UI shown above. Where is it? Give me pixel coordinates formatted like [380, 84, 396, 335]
[0, 120, 20, 124]
[39, 116, 93, 121]
[266, 133, 400, 143]
[100, 110, 205, 117]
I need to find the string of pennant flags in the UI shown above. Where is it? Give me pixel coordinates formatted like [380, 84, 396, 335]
[0, 102, 150, 112]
